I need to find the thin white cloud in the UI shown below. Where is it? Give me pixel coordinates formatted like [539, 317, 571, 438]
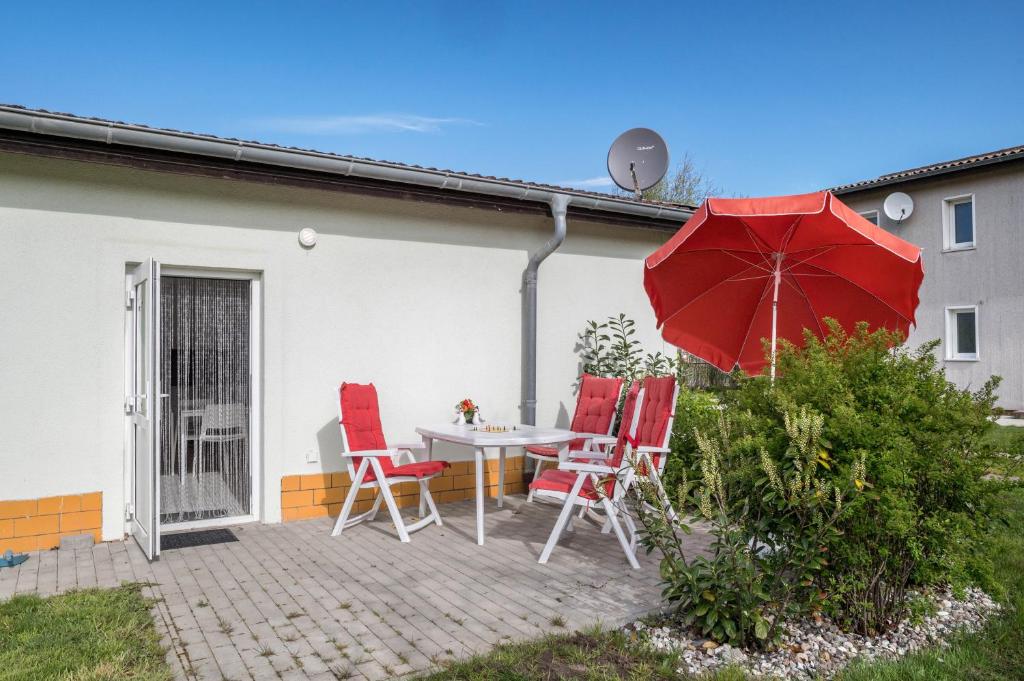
[254, 113, 482, 135]
[558, 176, 615, 189]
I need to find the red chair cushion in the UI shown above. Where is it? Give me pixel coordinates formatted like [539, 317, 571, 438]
[339, 383, 395, 476]
[632, 376, 676, 470]
[529, 469, 604, 501]
[567, 375, 624, 450]
[361, 460, 450, 483]
[609, 381, 642, 467]
[526, 444, 562, 458]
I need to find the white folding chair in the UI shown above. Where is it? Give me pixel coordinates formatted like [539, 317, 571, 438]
[331, 382, 450, 543]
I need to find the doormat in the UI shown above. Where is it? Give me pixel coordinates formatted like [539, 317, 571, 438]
[161, 528, 239, 551]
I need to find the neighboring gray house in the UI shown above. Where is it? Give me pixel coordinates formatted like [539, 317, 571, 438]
[833, 145, 1024, 411]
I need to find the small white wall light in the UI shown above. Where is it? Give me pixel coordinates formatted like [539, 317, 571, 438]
[298, 228, 318, 248]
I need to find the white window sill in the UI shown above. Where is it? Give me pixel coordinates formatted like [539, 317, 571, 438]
[942, 245, 976, 253]
[945, 357, 980, 362]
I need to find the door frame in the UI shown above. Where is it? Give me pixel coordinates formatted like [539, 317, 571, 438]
[124, 264, 263, 535]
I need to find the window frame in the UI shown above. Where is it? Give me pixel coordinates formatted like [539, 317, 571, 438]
[859, 209, 880, 225]
[942, 194, 976, 251]
[944, 305, 980, 361]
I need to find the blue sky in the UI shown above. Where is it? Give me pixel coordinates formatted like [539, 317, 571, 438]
[3, 1, 1022, 197]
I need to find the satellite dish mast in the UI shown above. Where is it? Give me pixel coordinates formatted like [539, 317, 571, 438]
[607, 128, 669, 200]
[883, 192, 915, 224]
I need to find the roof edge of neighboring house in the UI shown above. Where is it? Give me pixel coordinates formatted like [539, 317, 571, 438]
[0, 104, 694, 229]
[831, 143, 1024, 194]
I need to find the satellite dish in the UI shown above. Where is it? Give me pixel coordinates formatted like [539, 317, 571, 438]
[607, 128, 669, 199]
[883, 192, 914, 223]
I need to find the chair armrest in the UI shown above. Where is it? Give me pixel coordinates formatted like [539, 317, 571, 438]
[392, 441, 426, 451]
[571, 448, 611, 460]
[558, 461, 617, 474]
[637, 446, 670, 454]
[342, 449, 398, 458]
[575, 433, 616, 445]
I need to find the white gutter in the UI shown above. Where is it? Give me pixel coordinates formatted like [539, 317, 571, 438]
[0, 106, 693, 224]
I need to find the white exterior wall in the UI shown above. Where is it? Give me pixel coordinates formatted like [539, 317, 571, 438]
[0, 152, 673, 540]
[839, 163, 1024, 409]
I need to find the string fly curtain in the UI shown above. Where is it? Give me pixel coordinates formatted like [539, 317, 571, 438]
[159, 276, 251, 524]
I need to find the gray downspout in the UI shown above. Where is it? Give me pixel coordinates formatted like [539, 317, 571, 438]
[522, 193, 569, 428]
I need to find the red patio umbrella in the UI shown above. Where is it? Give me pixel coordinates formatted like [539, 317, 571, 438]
[643, 191, 923, 378]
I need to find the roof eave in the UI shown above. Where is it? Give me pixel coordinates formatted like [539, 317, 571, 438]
[832, 149, 1024, 195]
[0, 105, 694, 226]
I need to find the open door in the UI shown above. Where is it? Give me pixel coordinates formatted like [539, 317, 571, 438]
[127, 259, 161, 560]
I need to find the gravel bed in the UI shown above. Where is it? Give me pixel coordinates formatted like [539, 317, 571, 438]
[628, 587, 1000, 679]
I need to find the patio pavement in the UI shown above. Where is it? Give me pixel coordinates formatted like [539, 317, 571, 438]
[0, 495, 712, 680]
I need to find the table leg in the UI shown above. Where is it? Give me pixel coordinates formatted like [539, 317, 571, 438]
[419, 437, 432, 517]
[475, 447, 485, 545]
[497, 447, 506, 509]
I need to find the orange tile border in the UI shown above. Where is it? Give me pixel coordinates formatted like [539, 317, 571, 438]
[0, 491, 103, 553]
[280, 456, 529, 522]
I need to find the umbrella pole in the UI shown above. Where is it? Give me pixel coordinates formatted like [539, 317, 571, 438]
[770, 254, 782, 383]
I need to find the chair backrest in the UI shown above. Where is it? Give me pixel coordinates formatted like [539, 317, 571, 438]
[631, 375, 679, 473]
[609, 376, 678, 469]
[568, 374, 625, 450]
[199, 403, 247, 442]
[337, 383, 394, 479]
[608, 381, 643, 469]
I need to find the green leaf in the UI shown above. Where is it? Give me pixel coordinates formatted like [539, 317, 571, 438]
[754, 618, 769, 640]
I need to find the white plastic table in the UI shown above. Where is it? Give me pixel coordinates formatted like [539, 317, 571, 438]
[414, 423, 575, 545]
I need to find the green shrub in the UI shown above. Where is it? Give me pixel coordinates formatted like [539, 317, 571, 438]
[629, 406, 863, 648]
[727, 320, 1001, 635]
[661, 386, 720, 494]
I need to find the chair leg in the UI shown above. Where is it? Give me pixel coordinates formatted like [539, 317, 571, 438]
[332, 459, 369, 537]
[372, 461, 410, 543]
[526, 456, 540, 503]
[538, 475, 587, 565]
[601, 497, 640, 569]
[419, 480, 443, 526]
[367, 491, 384, 521]
[648, 467, 679, 522]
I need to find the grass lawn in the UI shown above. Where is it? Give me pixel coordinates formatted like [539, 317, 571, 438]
[834, 487, 1024, 681]
[421, 487, 1024, 680]
[984, 423, 1024, 455]
[985, 424, 1024, 478]
[0, 583, 171, 681]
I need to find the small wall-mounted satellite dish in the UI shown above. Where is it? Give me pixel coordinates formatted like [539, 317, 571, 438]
[607, 128, 669, 199]
[883, 192, 914, 224]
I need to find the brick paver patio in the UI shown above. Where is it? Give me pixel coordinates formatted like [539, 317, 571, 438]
[0, 496, 712, 680]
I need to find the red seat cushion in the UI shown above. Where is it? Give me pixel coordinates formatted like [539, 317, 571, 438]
[529, 469, 604, 501]
[339, 382, 451, 481]
[525, 444, 565, 458]
[361, 460, 449, 482]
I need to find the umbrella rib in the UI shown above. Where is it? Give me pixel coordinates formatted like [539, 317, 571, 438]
[731, 271, 776, 369]
[796, 262, 915, 323]
[721, 249, 775, 275]
[778, 215, 805, 254]
[783, 271, 827, 340]
[781, 246, 837, 274]
[656, 261, 769, 330]
[737, 218, 775, 265]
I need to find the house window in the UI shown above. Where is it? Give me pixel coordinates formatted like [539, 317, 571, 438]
[945, 306, 979, 360]
[943, 195, 975, 249]
[859, 210, 879, 225]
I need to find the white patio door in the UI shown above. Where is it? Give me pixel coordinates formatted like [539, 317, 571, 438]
[127, 258, 161, 560]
